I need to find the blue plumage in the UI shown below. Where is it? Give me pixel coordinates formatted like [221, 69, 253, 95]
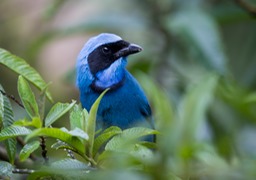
[76, 33, 154, 142]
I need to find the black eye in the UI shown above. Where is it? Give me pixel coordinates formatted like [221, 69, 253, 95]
[102, 46, 111, 54]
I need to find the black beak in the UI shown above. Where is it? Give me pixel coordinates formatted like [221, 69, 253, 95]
[114, 43, 142, 59]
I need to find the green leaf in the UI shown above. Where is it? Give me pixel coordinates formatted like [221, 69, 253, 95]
[45, 100, 76, 127]
[0, 90, 3, 130]
[50, 158, 91, 170]
[129, 143, 154, 162]
[38, 83, 51, 120]
[0, 161, 13, 177]
[70, 104, 88, 131]
[179, 74, 218, 143]
[0, 85, 17, 164]
[169, 9, 227, 74]
[0, 126, 32, 141]
[60, 127, 89, 140]
[0, 85, 14, 128]
[136, 72, 174, 129]
[19, 141, 40, 162]
[86, 89, 109, 157]
[17, 76, 40, 118]
[27, 166, 89, 180]
[25, 128, 85, 154]
[0, 48, 53, 102]
[68, 128, 89, 140]
[93, 126, 122, 157]
[244, 92, 256, 104]
[105, 127, 158, 151]
[14, 117, 42, 128]
[4, 138, 17, 165]
[51, 140, 77, 152]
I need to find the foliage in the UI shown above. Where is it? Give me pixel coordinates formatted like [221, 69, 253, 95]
[0, 49, 157, 179]
[1, 0, 256, 179]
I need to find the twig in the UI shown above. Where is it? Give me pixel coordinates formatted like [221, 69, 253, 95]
[0, 146, 34, 167]
[12, 168, 35, 174]
[234, 0, 256, 17]
[0, 89, 24, 108]
[40, 136, 49, 163]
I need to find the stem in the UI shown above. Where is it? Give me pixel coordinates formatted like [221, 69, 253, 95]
[77, 151, 97, 167]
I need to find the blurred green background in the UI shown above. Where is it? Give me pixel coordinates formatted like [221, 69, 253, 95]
[1, 0, 256, 178]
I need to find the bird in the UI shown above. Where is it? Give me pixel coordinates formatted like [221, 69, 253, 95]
[76, 33, 155, 142]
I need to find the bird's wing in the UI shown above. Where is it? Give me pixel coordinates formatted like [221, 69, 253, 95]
[139, 102, 155, 129]
[126, 71, 155, 130]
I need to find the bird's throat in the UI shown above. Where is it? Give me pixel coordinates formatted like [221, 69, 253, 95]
[91, 59, 126, 92]
[91, 76, 125, 92]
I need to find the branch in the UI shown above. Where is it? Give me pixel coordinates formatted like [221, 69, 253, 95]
[0, 146, 9, 162]
[235, 0, 256, 17]
[12, 168, 35, 174]
[0, 145, 34, 167]
[0, 89, 24, 108]
[40, 136, 49, 163]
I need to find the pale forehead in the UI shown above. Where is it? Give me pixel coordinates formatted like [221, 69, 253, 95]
[82, 33, 122, 55]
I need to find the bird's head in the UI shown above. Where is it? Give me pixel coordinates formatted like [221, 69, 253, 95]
[76, 33, 142, 92]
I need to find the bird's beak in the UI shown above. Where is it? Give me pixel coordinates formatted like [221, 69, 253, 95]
[114, 43, 143, 59]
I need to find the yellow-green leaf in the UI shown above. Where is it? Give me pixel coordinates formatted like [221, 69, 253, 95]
[105, 127, 158, 151]
[70, 104, 88, 131]
[87, 89, 109, 157]
[18, 76, 40, 118]
[45, 101, 76, 127]
[0, 126, 32, 141]
[25, 128, 85, 154]
[93, 126, 122, 157]
[14, 117, 42, 128]
[19, 141, 40, 162]
[0, 48, 53, 102]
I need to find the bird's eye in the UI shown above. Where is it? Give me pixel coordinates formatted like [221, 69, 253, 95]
[102, 46, 110, 54]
